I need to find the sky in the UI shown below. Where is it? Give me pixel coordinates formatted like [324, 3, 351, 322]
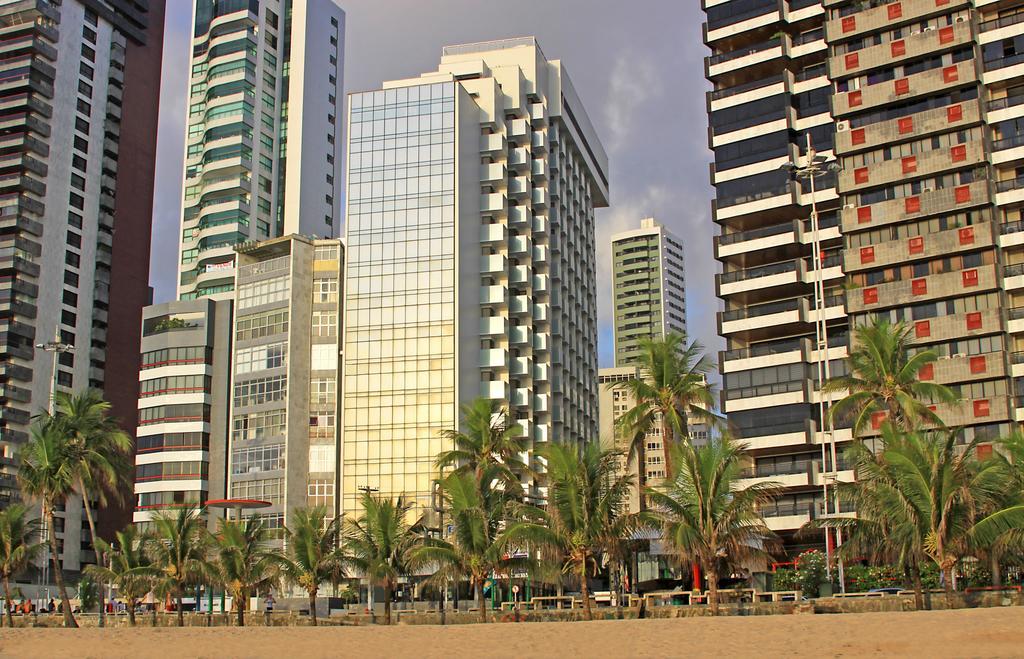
[148, 0, 718, 368]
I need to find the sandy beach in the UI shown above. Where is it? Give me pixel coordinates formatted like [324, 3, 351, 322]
[1, 607, 1022, 658]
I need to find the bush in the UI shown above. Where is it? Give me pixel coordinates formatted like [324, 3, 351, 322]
[795, 550, 829, 597]
[842, 563, 942, 592]
[771, 568, 799, 592]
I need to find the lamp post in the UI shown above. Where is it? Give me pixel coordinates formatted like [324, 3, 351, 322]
[34, 331, 74, 599]
[780, 134, 845, 592]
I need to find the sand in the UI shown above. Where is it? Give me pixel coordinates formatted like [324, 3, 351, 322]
[1, 607, 1022, 658]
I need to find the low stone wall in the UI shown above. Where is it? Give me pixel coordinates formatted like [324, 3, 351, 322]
[7, 589, 1023, 627]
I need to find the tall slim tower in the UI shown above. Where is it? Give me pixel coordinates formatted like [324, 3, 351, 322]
[611, 217, 687, 367]
[176, 0, 345, 300]
[341, 38, 608, 516]
[0, 0, 164, 571]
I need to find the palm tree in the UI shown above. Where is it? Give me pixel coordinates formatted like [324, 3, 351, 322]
[506, 443, 636, 621]
[17, 423, 78, 627]
[646, 437, 780, 615]
[825, 319, 956, 435]
[0, 504, 42, 627]
[279, 506, 346, 626]
[343, 493, 419, 625]
[435, 398, 529, 490]
[611, 332, 715, 491]
[147, 507, 212, 626]
[822, 424, 1024, 608]
[411, 468, 525, 623]
[211, 516, 281, 626]
[41, 390, 132, 626]
[84, 527, 157, 626]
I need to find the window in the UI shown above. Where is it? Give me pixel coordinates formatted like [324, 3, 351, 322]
[307, 480, 334, 508]
[65, 252, 80, 268]
[310, 378, 336, 404]
[140, 375, 210, 397]
[138, 403, 210, 425]
[230, 478, 284, 504]
[233, 409, 286, 441]
[237, 276, 289, 309]
[236, 310, 288, 340]
[141, 346, 211, 369]
[309, 412, 335, 438]
[231, 444, 285, 475]
[137, 432, 207, 453]
[310, 344, 337, 370]
[308, 444, 335, 472]
[233, 375, 287, 407]
[311, 311, 337, 337]
[66, 231, 81, 248]
[234, 342, 286, 374]
[313, 278, 338, 303]
[64, 271, 79, 287]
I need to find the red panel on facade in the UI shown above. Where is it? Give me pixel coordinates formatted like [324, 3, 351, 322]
[863, 287, 878, 304]
[939, 26, 954, 44]
[887, 2, 902, 19]
[966, 311, 983, 330]
[842, 16, 856, 32]
[954, 185, 971, 203]
[860, 246, 875, 263]
[919, 363, 934, 380]
[974, 399, 991, 418]
[947, 104, 962, 122]
[962, 268, 979, 287]
[902, 156, 917, 173]
[912, 278, 928, 295]
[898, 117, 914, 134]
[891, 40, 906, 57]
[905, 196, 921, 213]
[845, 52, 859, 70]
[894, 78, 910, 95]
[849, 90, 863, 107]
[970, 356, 987, 374]
[915, 320, 931, 338]
[851, 127, 866, 145]
[951, 144, 966, 162]
[958, 226, 974, 244]
[977, 444, 993, 460]
[943, 65, 959, 83]
[854, 167, 869, 184]
[857, 206, 873, 223]
[871, 411, 887, 430]
[908, 236, 924, 254]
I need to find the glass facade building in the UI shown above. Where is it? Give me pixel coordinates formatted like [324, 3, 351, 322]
[341, 39, 609, 518]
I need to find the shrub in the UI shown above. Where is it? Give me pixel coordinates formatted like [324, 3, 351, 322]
[771, 568, 799, 592]
[795, 550, 828, 597]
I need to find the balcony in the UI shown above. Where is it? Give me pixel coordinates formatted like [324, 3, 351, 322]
[717, 259, 804, 297]
[833, 60, 976, 117]
[724, 379, 808, 414]
[934, 396, 1012, 427]
[480, 348, 508, 369]
[481, 253, 507, 274]
[720, 298, 805, 336]
[843, 222, 994, 273]
[480, 285, 508, 306]
[479, 315, 507, 336]
[480, 133, 505, 154]
[510, 356, 530, 377]
[481, 192, 506, 215]
[849, 264, 999, 314]
[509, 235, 531, 256]
[838, 142, 984, 194]
[482, 380, 508, 400]
[836, 100, 981, 156]
[707, 36, 785, 79]
[996, 176, 1024, 207]
[510, 325, 531, 345]
[842, 180, 989, 233]
[510, 295, 530, 315]
[715, 219, 799, 260]
[825, 0, 970, 43]
[509, 205, 531, 226]
[704, 0, 779, 44]
[511, 387, 531, 408]
[830, 21, 971, 80]
[927, 351, 1006, 385]
[508, 176, 529, 200]
[721, 339, 804, 374]
[508, 147, 529, 171]
[480, 223, 506, 244]
[992, 132, 1024, 167]
[481, 162, 506, 184]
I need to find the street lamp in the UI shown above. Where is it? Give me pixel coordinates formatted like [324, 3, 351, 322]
[780, 134, 845, 591]
[33, 331, 74, 597]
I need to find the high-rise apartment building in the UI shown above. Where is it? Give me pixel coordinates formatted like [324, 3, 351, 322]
[226, 235, 343, 536]
[705, 0, 1024, 551]
[176, 0, 345, 300]
[704, 0, 848, 551]
[341, 37, 608, 517]
[133, 298, 233, 528]
[611, 217, 687, 366]
[0, 0, 164, 571]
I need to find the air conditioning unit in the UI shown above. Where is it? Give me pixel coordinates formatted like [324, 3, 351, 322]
[955, 353, 968, 359]
[939, 355, 952, 360]
[923, 187, 935, 193]
[924, 26, 936, 32]
[955, 15, 967, 23]
[836, 120, 850, 132]
[843, 203, 856, 209]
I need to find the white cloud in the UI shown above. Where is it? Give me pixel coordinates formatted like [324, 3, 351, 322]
[602, 50, 660, 155]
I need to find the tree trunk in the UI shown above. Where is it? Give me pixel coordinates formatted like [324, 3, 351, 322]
[990, 553, 1002, 588]
[706, 562, 720, 616]
[637, 434, 647, 510]
[579, 561, 593, 621]
[3, 574, 13, 628]
[236, 592, 245, 627]
[384, 584, 393, 625]
[942, 566, 955, 609]
[79, 483, 104, 628]
[661, 417, 674, 479]
[309, 589, 318, 626]
[476, 578, 488, 623]
[46, 507, 77, 628]
[176, 583, 184, 627]
[127, 599, 136, 627]
[911, 562, 925, 611]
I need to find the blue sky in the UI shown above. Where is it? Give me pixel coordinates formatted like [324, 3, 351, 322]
[148, 0, 718, 367]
